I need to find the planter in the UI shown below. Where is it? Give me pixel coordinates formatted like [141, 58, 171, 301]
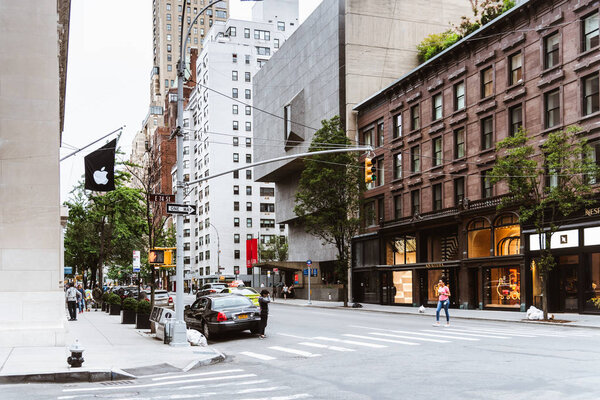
[121, 309, 136, 324]
[101, 303, 107, 312]
[109, 304, 121, 315]
[135, 313, 151, 329]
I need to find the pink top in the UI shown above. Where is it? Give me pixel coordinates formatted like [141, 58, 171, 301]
[438, 286, 450, 301]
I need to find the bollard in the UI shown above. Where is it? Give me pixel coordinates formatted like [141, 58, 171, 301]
[67, 339, 85, 368]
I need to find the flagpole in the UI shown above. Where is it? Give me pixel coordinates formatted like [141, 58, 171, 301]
[60, 126, 124, 162]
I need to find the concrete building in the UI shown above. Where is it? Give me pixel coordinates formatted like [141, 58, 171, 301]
[253, 0, 471, 298]
[0, 0, 71, 346]
[352, 0, 600, 314]
[180, 0, 299, 286]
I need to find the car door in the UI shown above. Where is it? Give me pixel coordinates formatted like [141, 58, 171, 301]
[185, 299, 207, 329]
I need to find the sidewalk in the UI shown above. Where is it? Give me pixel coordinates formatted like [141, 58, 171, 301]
[0, 309, 223, 384]
[272, 298, 600, 329]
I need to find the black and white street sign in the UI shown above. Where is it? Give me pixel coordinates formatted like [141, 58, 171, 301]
[166, 203, 197, 215]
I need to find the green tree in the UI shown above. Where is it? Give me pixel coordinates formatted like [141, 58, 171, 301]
[294, 116, 364, 307]
[490, 127, 597, 319]
[259, 236, 289, 262]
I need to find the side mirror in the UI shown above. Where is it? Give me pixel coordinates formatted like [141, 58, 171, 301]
[184, 305, 190, 310]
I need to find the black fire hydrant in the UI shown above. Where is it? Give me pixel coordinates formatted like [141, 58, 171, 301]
[67, 339, 85, 368]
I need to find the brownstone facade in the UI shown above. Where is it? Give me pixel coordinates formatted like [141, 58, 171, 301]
[352, 0, 600, 313]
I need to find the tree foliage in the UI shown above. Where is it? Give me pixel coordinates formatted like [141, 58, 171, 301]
[417, 30, 461, 64]
[259, 236, 289, 262]
[294, 116, 364, 306]
[490, 126, 597, 318]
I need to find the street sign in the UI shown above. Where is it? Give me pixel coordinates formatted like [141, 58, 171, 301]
[166, 203, 197, 215]
[234, 266, 240, 275]
[273, 268, 279, 272]
[149, 193, 175, 202]
[132, 250, 141, 272]
[311, 268, 318, 277]
[64, 266, 72, 275]
[306, 259, 312, 266]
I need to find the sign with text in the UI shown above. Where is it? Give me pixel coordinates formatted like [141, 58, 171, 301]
[166, 203, 197, 215]
[246, 238, 258, 269]
[150, 193, 175, 202]
[132, 250, 141, 272]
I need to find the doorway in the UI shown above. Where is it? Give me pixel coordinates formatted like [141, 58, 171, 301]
[380, 271, 393, 305]
[549, 255, 579, 312]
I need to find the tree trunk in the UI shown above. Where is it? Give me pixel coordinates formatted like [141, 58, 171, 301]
[541, 271, 548, 320]
[342, 282, 348, 307]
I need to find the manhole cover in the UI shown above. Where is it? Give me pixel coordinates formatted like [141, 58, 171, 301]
[95, 391, 140, 398]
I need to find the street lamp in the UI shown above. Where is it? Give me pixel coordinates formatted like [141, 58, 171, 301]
[171, 0, 224, 347]
[209, 222, 221, 276]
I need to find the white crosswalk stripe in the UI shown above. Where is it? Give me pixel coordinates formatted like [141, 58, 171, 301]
[351, 326, 480, 341]
[421, 329, 510, 339]
[239, 395, 312, 400]
[369, 332, 451, 343]
[313, 336, 388, 348]
[297, 342, 355, 352]
[343, 334, 420, 346]
[443, 327, 537, 337]
[269, 346, 321, 357]
[240, 351, 277, 361]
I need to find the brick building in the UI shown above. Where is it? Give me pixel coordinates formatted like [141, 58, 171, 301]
[353, 0, 600, 313]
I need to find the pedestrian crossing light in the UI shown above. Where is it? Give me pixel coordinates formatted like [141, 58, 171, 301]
[164, 248, 175, 267]
[148, 249, 165, 264]
[365, 157, 376, 183]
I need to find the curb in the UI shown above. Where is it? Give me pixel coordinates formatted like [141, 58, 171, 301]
[272, 301, 600, 330]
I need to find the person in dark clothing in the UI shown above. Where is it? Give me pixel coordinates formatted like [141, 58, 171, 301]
[258, 289, 271, 339]
[65, 283, 81, 321]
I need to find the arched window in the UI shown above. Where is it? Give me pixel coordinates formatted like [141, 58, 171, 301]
[494, 214, 521, 255]
[468, 218, 491, 258]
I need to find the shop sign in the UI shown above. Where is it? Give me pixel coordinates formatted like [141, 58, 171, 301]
[426, 263, 443, 269]
[584, 226, 600, 246]
[585, 207, 600, 217]
[529, 229, 578, 251]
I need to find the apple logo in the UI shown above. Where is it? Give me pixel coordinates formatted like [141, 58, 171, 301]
[93, 167, 109, 185]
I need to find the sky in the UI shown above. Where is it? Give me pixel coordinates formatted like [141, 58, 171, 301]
[60, 0, 323, 202]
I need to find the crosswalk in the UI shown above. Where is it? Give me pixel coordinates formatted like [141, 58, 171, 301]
[234, 323, 593, 362]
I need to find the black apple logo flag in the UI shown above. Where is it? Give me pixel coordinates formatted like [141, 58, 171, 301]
[84, 139, 116, 191]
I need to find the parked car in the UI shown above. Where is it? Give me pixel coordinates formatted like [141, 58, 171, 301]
[219, 287, 260, 306]
[141, 289, 173, 308]
[184, 294, 260, 340]
[195, 283, 228, 299]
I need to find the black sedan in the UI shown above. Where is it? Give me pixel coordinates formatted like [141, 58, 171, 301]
[184, 294, 260, 340]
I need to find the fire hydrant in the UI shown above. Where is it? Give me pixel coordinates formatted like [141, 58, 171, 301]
[67, 339, 85, 368]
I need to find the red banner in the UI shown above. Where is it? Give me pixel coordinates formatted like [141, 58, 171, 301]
[246, 238, 258, 269]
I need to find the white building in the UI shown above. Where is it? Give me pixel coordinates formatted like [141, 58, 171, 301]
[179, 0, 299, 285]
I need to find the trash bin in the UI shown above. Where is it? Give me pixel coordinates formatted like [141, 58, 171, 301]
[164, 317, 175, 344]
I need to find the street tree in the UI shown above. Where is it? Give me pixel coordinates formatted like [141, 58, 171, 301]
[294, 116, 364, 307]
[490, 126, 597, 319]
[259, 235, 289, 262]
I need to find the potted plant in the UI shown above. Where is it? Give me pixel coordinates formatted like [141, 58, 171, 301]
[136, 298, 152, 329]
[101, 292, 109, 312]
[108, 293, 122, 315]
[121, 297, 138, 324]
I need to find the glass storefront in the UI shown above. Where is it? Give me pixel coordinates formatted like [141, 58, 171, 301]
[483, 266, 521, 308]
[427, 269, 446, 303]
[585, 253, 600, 312]
[392, 271, 413, 304]
[468, 219, 491, 258]
[388, 235, 416, 264]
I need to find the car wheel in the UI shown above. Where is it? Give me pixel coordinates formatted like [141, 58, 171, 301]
[202, 321, 211, 340]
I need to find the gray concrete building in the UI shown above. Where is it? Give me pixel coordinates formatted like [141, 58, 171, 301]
[253, 0, 471, 295]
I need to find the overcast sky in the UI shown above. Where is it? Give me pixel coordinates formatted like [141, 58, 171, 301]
[60, 0, 322, 202]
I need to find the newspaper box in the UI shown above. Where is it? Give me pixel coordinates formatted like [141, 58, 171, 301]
[149, 306, 175, 341]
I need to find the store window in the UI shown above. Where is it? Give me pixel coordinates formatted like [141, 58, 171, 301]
[484, 266, 521, 308]
[468, 218, 491, 258]
[389, 235, 417, 265]
[585, 253, 600, 312]
[427, 269, 447, 304]
[393, 271, 413, 304]
[494, 214, 521, 255]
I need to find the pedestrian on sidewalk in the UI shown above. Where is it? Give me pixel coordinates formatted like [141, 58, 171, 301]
[92, 284, 102, 310]
[85, 287, 93, 311]
[66, 283, 81, 321]
[433, 279, 450, 327]
[282, 284, 288, 300]
[258, 289, 271, 339]
[77, 284, 85, 313]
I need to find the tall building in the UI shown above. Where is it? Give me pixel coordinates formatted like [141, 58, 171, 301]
[253, 0, 472, 301]
[0, 0, 71, 346]
[179, 0, 299, 287]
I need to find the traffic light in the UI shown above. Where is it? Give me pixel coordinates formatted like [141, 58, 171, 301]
[365, 157, 377, 183]
[164, 249, 174, 266]
[148, 249, 164, 264]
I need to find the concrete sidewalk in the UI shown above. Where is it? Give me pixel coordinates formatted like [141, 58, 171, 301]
[271, 298, 600, 329]
[0, 309, 223, 384]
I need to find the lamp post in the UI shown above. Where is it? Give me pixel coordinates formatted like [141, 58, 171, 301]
[209, 222, 221, 276]
[171, 0, 224, 347]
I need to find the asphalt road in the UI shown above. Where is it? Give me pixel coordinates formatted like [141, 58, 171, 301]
[4, 303, 600, 400]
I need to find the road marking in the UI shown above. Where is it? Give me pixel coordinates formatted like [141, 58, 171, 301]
[343, 334, 420, 346]
[177, 379, 269, 390]
[313, 336, 387, 348]
[62, 374, 257, 392]
[446, 328, 536, 337]
[350, 326, 479, 341]
[421, 329, 510, 339]
[236, 386, 288, 394]
[369, 332, 451, 343]
[268, 346, 321, 357]
[240, 351, 277, 360]
[152, 368, 244, 381]
[239, 394, 312, 400]
[278, 333, 313, 340]
[297, 342, 355, 352]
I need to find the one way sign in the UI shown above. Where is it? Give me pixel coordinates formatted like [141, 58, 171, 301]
[166, 203, 197, 215]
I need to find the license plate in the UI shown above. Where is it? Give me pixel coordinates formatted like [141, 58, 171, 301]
[238, 314, 248, 320]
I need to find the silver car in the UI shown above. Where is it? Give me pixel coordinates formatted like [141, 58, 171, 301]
[141, 289, 173, 308]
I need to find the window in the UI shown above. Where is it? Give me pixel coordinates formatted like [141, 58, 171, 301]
[274, 38, 280, 48]
[167, 44, 172, 52]
[482, 170, 493, 198]
[468, 218, 491, 258]
[233, 170, 239, 179]
[232, 53, 237, 63]
[583, 73, 599, 116]
[432, 137, 442, 167]
[246, 202, 252, 211]
[454, 177, 464, 206]
[481, 66, 493, 98]
[246, 186, 252, 195]
[454, 81, 465, 111]
[509, 104, 523, 136]
[232, 70, 238, 81]
[256, 46, 271, 56]
[481, 116, 493, 150]
[246, 137, 251, 147]
[232, 104, 238, 115]
[227, 26, 236, 37]
[411, 190, 420, 215]
[234, 217, 240, 227]
[167, 34, 172, 41]
[410, 104, 420, 130]
[393, 153, 402, 179]
[454, 128, 465, 159]
[390, 235, 417, 264]
[588, 142, 600, 184]
[233, 120, 239, 130]
[432, 93, 442, 121]
[246, 170, 252, 179]
[508, 52, 523, 85]
[245, 55, 251, 64]
[261, 219, 275, 228]
[378, 197, 385, 223]
[254, 29, 270, 40]
[216, 10, 226, 19]
[246, 154, 251, 163]
[394, 195, 402, 219]
[545, 89, 560, 129]
[277, 21, 285, 31]
[233, 185, 239, 195]
[234, 250, 240, 259]
[376, 158, 384, 186]
[245, 89, 251, 99]
[245, 121, 251, 131]
[205, 250, 210, 260]
[245, 72, 251, 82]
[410, 146, 420, 173]
[234, 201, 239, 211]
[166, 13, 171, 21]
[432, 183, 442, 211]
[245, 106, 251, 115]
[260, 187, 274, 197]
[362, 127, 373, 146]
[233, 153, 239, 162]
[166, 3, 171, 10]
[364, 201, 375, 227]
[484, 266, 521, 308]
[377, 121, 384, 146]
[393, 113, 402, 138]
[493, 214, 521, 256]
[244, 28, 250, 38]
[232, 88, 238, 98]
[260, 203, 275, 212]
[583, 12, 599, 52]
[544, 32, 560, 69]
[234, 234, 240, 244]
[246, 218, 253, 228]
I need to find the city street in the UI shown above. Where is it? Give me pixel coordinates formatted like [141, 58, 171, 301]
[4, 303, 600, 400]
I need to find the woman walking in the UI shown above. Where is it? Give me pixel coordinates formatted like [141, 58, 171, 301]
[433, 279, 450, 327]
[258, 289, 271, 339]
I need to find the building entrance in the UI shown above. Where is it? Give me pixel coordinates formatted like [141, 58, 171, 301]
[549, 255, 579, 313]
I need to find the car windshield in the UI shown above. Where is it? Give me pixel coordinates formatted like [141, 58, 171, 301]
[235, 288, 258, 295]
[212, 297, 252, 309]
